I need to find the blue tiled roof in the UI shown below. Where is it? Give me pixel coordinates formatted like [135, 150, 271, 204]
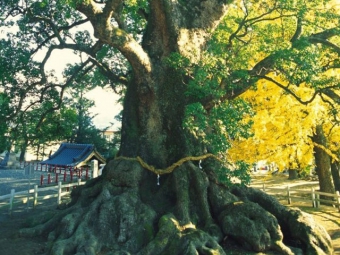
[40, 143, 105, 167]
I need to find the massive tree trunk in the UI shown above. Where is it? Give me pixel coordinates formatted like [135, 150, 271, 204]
[119, 55, 188, 167]
[312, 125, 335, 194]
[19, 1, 333, 255]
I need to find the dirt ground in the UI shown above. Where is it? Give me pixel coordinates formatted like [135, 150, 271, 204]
[0, 174, 339, 255]
[251, 173, 340, 254]
[0, 201, 55, 255]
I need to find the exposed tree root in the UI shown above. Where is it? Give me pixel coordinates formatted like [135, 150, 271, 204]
[19, 159, 333, 255]
[230, 185, 334, 255]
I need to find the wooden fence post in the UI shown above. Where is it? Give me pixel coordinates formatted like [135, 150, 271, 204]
[34, 185, 38, 208]
[9, 189, 15, 215]
[311, 188, 316, 208]
[287, 186, 291, 204]
[316, 193, 320, 208]
[57, 181, 62, 205]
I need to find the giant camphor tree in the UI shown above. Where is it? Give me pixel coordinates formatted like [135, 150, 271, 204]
[1, 0, 339, 254]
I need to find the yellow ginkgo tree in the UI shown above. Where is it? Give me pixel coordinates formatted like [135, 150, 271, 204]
[229, 77, 340, 193]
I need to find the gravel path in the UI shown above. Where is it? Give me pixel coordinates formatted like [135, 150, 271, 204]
[0, 168, 77, 219]
[0, 169, 44, 196]
[0, 169, 59, 255]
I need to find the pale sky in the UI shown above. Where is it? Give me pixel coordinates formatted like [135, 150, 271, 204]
[85, 87, 122, 130]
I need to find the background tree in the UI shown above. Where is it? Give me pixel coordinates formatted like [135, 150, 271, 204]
[11, 99, 78, 160]
[327, 121, 340, 192]
[0, 93, 11, 152]
[312, 124, 335, 195]
[67, 88, 112, 156]
[229, 79, 339, 194]
[228, 81, 315, 172]
[2, 0, 339, 254]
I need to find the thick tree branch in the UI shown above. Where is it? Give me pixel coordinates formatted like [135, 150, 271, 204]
[320, 89, 340, 105]
[77, 1, 152, 81]
[160, 0, 230, 30]
[156, 0, 231, 58]
[290, 16, 303, 43]
[300, 27, 340, 54]
[309, 37, 340, 54]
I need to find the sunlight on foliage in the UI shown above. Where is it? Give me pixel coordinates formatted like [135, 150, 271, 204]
[227, 79, 339, 173]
